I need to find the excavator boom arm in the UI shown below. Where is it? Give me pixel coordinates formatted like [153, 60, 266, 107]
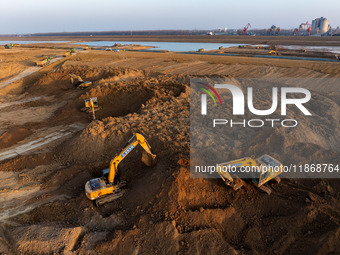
[107, 133, 156, 183]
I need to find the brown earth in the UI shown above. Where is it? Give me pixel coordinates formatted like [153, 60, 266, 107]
[0, 47, 66, 83]
[0, 45, 339, 255]
[0, 128, 33, 149]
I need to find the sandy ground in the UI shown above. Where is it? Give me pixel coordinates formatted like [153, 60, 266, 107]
[0, 45, 339, 254]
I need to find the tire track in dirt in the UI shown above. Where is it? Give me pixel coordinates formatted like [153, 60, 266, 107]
[0, 123, 85, 162]
[0, 57, 63, 90]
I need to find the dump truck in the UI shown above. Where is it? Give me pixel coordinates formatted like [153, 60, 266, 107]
[85, 133, 156, 206]
[217, 154, 283, 194]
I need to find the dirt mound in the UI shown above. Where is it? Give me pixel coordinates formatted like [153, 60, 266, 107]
[28, 70, 75, 94]
[26, 66, 123, 95]
[97, 219, 180, 254]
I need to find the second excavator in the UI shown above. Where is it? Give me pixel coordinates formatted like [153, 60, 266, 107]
[85, 133, 156, 206]
[217, 154, 283, 194]
[69, 74, 92, 89]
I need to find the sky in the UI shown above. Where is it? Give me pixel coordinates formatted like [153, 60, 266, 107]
[1, 0, 339, 34]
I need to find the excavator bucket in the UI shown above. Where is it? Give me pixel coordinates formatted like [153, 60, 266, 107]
[141, 151, 156, 166]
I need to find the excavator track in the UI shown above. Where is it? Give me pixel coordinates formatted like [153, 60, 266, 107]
[257, 185, 272, 195]
[94, 181, 127, 207]
[95, 189, 127, 207]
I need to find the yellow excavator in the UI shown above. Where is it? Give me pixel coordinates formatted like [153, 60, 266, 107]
[217, 154, 283, 194]
[69, 74, 92, 89]
[85, 133, 156, 206]
[268, 50, 280, 55]
[81, 97, 99, 119]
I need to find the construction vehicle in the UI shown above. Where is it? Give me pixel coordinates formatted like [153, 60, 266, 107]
[85, 133, 156, 206]
[217, 154, 283, 194]
[81, 97, 99, 120]
[81, 97, 100, 112]
[4, 43, 13, 49]
[69, 74, 92, 89]
[35, 56, 50, 67]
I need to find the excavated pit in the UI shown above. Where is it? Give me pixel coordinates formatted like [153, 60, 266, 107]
[80, 85, 152, 119]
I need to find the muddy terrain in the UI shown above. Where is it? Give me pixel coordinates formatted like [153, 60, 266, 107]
[0, 46, 339, 254]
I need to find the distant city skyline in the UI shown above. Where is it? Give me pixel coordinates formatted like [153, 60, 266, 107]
[1, 0, 339, 34]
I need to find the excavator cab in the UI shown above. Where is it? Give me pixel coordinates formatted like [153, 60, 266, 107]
[252, 155, 282, 187]
[84, 97, 98, 108]
[89, 178, 103, 191]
